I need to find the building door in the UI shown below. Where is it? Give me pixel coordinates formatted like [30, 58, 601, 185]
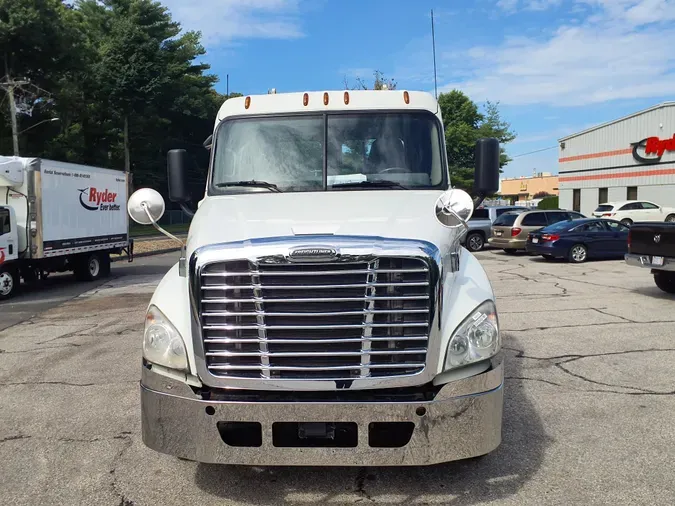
[573, 189, 581, 212]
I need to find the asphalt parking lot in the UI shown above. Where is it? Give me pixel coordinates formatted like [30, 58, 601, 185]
[1, 249, 674, 505]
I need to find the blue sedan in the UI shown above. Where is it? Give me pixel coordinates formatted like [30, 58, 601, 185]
[525, 218, 630, 263]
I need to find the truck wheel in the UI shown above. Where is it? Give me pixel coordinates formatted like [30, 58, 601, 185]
[653, 271, 675, 294]
[0, 267, 19, 300]
[568, 244, 588, 263]
[620, 219, 633, 227]
[666, 214, 675, 223]
[75, 253, 110, 282]
[466, 232, 485, 252]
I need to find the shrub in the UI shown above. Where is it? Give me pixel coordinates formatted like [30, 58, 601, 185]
[537, 196, 559, 209]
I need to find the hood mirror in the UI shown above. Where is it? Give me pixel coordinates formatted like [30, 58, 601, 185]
[435, 189, 474, 228]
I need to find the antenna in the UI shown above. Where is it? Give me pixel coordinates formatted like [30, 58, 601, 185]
[431, 9, 438, 99]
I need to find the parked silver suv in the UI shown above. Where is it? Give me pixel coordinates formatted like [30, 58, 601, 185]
[462, 206, 527, 252]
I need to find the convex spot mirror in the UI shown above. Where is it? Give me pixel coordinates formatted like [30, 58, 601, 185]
[128, 188, 166, 225]
[435, 189, 474, 228]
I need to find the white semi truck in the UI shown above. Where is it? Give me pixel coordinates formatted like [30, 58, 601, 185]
[128, 90, 503, 465]
[0, 156, 132, 299]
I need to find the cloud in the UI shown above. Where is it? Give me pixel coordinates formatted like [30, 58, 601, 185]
[162, 0, 304, 46]
[497, 0, 563, 12]
[439, 0, 675, 106]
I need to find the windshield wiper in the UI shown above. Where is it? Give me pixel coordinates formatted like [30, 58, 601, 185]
[215, 180, 282, 192]
[331, 180, 408, 190]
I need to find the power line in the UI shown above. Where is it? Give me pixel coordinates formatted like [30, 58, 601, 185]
[511, 145, 558, 158]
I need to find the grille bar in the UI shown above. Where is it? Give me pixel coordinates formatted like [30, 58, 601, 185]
[202, 268, 429, 277]
[199, 256, 431, 380]
[205, 348, 427, 358]
[208, 363, 426, 372]
[201, 295, 429, 303]
[204, 336, 428, 345]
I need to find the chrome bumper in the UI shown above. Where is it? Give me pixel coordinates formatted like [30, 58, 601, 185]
[625, 253, 675, 272]
[140, 356, 503, 466]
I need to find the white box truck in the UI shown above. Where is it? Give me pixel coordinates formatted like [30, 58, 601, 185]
[127, 90, 503, 466]
[0, 156, 132, 299]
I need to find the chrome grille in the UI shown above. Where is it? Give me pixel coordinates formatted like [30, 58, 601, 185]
[198, 257, 431, 380]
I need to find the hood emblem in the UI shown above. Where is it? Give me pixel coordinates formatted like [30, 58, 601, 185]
[654, 234, 661, 244]
[288, 246, 338, 262]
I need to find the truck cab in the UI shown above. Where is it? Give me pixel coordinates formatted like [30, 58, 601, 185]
[128, 90, 503, 466]
[0, 205, 19, 297]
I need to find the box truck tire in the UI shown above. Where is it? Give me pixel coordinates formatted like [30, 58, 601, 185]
[0, 266, 19, 300]
[74, 252, 111, 282]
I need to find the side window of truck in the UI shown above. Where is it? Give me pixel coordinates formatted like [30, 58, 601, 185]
[0, 209, 10, 235]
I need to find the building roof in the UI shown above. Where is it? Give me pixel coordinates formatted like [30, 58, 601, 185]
[558, 102, 675, 142]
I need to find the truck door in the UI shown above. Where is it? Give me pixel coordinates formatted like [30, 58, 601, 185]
[0, 207, 18, 264]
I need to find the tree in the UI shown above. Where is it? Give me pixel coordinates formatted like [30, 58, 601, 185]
[0, 0, 236, 200]
[533, 191, 553, 199]
[344, 70, 397, 91]
[438, 90, 516, 192]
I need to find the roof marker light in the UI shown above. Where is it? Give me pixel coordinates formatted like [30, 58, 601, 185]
[323, 92, 329, 106]
[404, 91, 410, 104]
[344, 91, 349, 105]
[245, 96, 251, 109]
[303, 93, 309, 106]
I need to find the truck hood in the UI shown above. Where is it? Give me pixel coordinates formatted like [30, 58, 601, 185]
[186, 190, 462, 258]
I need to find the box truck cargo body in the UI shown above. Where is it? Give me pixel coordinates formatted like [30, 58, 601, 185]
[0, 156, 133, 299]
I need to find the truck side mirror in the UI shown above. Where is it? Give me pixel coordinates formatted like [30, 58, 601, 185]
[474, 138, 500, 195]
[167, 149, 191, 203]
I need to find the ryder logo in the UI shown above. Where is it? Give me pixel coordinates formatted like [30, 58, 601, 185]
[78, 187, 121, 211]
[631, 135, 675, 164]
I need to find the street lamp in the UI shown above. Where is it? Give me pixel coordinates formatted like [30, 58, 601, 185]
[12, 118, 60, 156]
[18, 117, 60, 135]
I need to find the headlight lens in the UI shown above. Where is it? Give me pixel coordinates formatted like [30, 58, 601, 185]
[144, 305, 188, 371]
[445, 300, 500, 369]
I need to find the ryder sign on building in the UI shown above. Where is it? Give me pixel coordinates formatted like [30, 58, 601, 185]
[558, 102, 675, 217]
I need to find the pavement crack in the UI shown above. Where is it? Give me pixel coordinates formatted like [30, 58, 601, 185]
[554, 362, 675, 395]
[109, 434, 135, 506]
[591, 307, 637, 323]
[35, 325, 98, 346]
[0, 380, 137, 388]
[0, 434, 31, 443]
[507, 320, 675, 332]
[354, 467, 374, 502]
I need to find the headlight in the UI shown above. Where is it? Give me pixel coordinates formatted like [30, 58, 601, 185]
[144, 305, 188, 371]
[445, 300, 500, 369]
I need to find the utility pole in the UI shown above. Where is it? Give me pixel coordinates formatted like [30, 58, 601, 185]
[1, 77, 29, 156]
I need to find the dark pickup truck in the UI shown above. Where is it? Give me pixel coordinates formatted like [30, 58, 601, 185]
[625, 222, 675, 294]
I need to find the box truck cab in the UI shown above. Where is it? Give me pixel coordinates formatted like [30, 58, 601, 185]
[0, 157, 132, 299]
[129, 90, 503, 465]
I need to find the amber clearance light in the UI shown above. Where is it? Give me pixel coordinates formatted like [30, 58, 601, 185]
[244, 96, 251, 109]
[323, 92, 329, 106]
[403, 91, 410, 104]
[344, 91, 350, 105]
[303, 93, 309, 106]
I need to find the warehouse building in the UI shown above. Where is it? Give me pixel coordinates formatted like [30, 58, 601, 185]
[558, 102, 675, 217]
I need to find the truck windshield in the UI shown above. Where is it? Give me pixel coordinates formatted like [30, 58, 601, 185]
[210, 112, 446, 193]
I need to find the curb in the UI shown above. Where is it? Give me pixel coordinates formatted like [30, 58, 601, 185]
[111, 247, 181, 263]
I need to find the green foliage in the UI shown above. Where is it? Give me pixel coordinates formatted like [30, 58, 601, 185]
[537, 196, 559, 209]
[0, 0, 233, 197]
[438, 90, 516, 192]
[533, 191, 553, 199]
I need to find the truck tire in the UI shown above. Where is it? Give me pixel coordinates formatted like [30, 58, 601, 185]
[465, 232, 485, 252]
[653, 271, 675, 294]
[0, 266, 19, 300]
[74, 252, 110, 282]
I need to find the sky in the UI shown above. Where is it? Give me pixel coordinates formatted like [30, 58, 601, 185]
[160, 0, 675, 179]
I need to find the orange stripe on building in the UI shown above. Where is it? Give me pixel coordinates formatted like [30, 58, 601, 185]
[559, 168, 675, 183]
[559, 148, 632, 163]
